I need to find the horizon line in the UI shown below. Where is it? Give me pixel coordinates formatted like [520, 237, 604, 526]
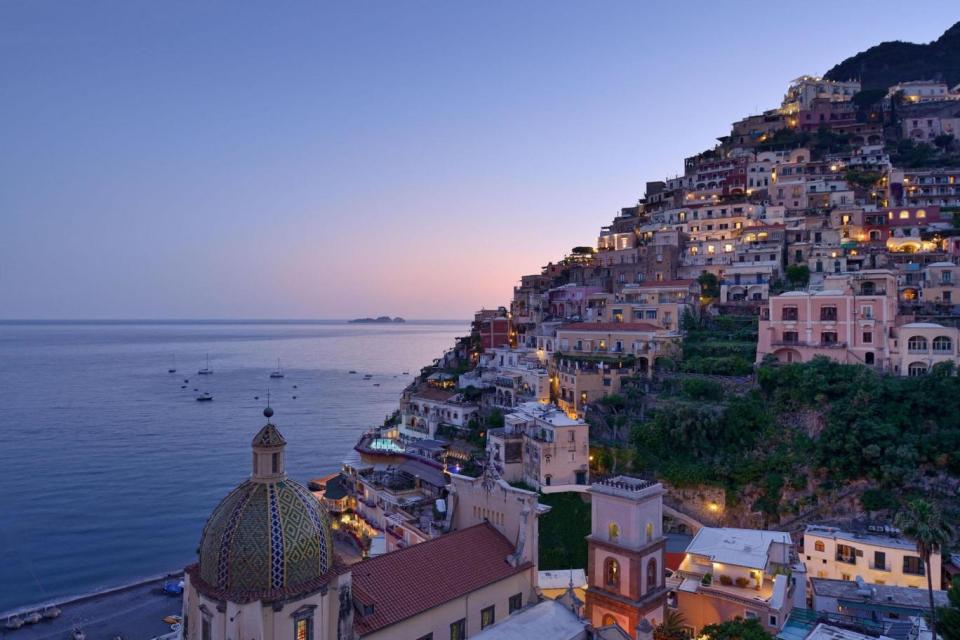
[0, 318, 472, 325]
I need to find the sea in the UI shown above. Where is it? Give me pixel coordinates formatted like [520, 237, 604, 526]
[0, 320, 466, 614]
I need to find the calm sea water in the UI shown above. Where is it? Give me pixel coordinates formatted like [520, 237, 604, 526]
[0, 321, 465, 614]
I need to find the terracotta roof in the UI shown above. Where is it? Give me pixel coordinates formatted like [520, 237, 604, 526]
[410, 386, 460, 402]
[629, 279, 696, 288]
[352, 523, 532, 636]
[558, 322, 662, 333]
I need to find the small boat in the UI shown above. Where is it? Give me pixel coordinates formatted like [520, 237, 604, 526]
[163, 615, 182, 625]
[402, 371, 409, 375]
[42, 605, 61, 619]
[373, 383, 380, 387]
[269, 359, 284, 379]
[5, 615, 24, 630]
[72, 624, 86, 640]
[198, 354, 213, 375]
[196, 392, 213, 402]
[162, 579, 184, 596]
[348, 370, 357, 374]
[24, 611, 41, 624]
[168, 355, 177, 374]
[292, 395, 297, 399]
[363, 374, 372, 379]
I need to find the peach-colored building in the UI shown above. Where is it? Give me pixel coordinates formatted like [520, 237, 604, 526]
[669, 527, 803, 636]
[486, 402, 590, 490]
[757, 271, 899, 368]
[585, 477, 667, 639]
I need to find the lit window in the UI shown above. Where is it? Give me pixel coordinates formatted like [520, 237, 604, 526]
[900, 210, 910, 219]
[916, 209, 926, 218]
[724, 244, 733, 253]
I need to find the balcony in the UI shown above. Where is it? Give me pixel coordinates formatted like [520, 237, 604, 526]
[721, 277, 770, 286]
[835, 553, 857, 565]
[772, 340, 848, 349]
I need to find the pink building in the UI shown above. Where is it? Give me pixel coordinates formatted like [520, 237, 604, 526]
[757, 271, 898, 368]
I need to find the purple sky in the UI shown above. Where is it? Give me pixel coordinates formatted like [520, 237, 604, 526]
[1, 2, 957, 319]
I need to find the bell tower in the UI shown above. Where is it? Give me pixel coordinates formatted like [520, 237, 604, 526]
[585, 476, 667, 638]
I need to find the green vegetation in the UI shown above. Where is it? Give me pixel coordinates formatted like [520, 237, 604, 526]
[938, 577, 960, 640]
[680, 313, 757, 376]
[700, 618, 773, 640]
[630, 357, 960, 523]
[785, 264, 810, 288]
[697, 272, 719, 298]
[654, 610, 690, 640]
[895, 499, 956, 637]
[538, 491, 590, 571]
[824, 22, 960, 90]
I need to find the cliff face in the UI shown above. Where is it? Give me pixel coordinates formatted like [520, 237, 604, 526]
[824, 22, 960, 90]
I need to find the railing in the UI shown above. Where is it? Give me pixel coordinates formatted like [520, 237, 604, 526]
[721, 277, 770, 286]
[835, 554, 857, 565]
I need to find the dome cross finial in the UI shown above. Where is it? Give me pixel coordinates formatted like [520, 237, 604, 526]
[264, 390, 273, 419]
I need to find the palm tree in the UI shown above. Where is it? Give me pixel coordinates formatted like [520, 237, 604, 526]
[895, 498, 955, 637]
[655, 609, 688, 640]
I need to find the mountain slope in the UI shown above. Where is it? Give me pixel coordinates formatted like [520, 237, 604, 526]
[824, 22, 960, 91]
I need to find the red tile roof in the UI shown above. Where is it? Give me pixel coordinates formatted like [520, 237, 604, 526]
[558, 322, 662, 333]
[352, 523, 532, 636]
[629, 279, 696, 288]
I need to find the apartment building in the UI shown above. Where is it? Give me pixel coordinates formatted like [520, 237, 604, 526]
[486, 402, 589, 489]
[803, 525, 940, 589]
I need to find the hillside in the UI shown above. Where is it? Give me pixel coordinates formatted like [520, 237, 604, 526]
[824, 22, 960, 90]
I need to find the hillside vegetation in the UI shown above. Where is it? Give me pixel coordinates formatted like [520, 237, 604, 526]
[825, 22, 960, 90]
[630, 357, 960, 525]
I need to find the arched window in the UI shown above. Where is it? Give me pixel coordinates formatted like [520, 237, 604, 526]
[646, 558, 658, 593]
[602, 614, 617, 626]
[814, 540, 825, 552]
[908, 362, 928, 377]
[604, 558, 620, 589]
[908, 336, 928, 353]
[646, 522, 654, 542]
[608, 522, 620, 543]
[933, 336, 953, 353]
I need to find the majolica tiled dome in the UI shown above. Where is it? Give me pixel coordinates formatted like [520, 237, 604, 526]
[197, 411, 333, 598]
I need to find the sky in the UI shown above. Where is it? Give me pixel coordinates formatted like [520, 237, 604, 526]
[1, 2, 958, 320]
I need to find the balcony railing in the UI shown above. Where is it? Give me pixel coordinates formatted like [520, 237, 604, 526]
[722, 277, 770, 286]
[835, 553, 857, 565]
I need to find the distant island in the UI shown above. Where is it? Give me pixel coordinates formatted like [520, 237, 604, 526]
[348, 316, 405, 324]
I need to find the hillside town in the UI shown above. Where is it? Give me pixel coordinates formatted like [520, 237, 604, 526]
[142, 65, 960, 640]
[180, 74, 960, 640]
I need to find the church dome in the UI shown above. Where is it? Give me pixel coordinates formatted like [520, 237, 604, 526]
[196, 410, 333, 600]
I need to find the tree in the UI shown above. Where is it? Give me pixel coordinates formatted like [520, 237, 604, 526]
[700, 617, 773, 640]
[785, 264, 810, 288]
[895, 499, 955, 637]
[934, 133, 956, 152]
[654, 609, 689, 640]
[937, 576, 960, 640]
[698, 272, 720, 299]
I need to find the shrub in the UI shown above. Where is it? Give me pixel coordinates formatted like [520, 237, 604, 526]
[719, 575, 733, 586]
[734, 577, 750, 588]
[681, 378, 725, 402]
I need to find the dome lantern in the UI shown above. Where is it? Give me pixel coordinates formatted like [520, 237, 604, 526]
[251, 404, 286, 482]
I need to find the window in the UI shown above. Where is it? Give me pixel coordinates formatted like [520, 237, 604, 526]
[821, 332, 838, 345]
[769, 615, 778, 627]
[908, 336, 928, 353]
[781, 306, 798, 321]
[605, 557, 621, 589]
[745, 610, 759, 620]
[202, 618, 212, 640]
[820, 306, 837, 321]
[814, 540, 825, 552]
[646, 522, 654, 542]
[782, 331, 798, 344]
[608, 522, 620, 542]
[933, 336, 952, 352]
[450, 619, 467, 640]
[295, 616, 313, 640]
[509, 593, 523, 614]
[908, 363, 928, 376]
[272, 452, 280, 473]
[861, 305, 873, 319]
[904, 556, 925, 576]
[863, 331, 872, 344]
[481, 606, 495, 629]
[836, 544, 857, 564]
[874, 551, 887, 571]
[647, 558, 658, 593]
[602, 614, 617, 626]
[900, 210, 910, 219]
